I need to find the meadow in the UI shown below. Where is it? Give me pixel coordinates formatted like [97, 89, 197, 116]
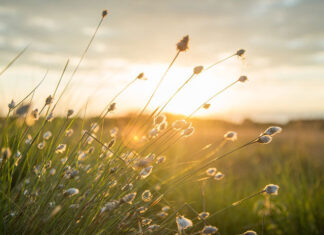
[1, 9, 324, 235]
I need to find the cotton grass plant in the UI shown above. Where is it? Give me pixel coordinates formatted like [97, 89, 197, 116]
[0, 9, 285, 235]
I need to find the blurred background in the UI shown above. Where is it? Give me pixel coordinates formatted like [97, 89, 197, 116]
[0, 0, 323, 123]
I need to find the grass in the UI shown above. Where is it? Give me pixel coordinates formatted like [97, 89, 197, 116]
[0, 9, 323, 235]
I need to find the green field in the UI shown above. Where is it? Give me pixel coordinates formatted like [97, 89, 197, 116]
[1, 116, 323, 234]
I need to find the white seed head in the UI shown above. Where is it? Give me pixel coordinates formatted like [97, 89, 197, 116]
[31, 109, 39, 120]
[198, 211, 210, 220]
[67, 109, 74, 117]
[206, 168, 217, 176]
[37, 141, 45, 150]
[193, 65, 204, 74]
[263, 126, 282, 136]
[161, 206, 170, 212]
[16, 104, 30, 116]
[1, 147, 12, 160]
[46, 112, 54, 122]
[176, 215, 193, 230]
[243, 230, 257, 235]
[149, 128, 158, 139]
[141, 190, 153, 202]
[147, 224, 160, 231]
[236, 49, 246, 57]
[224, 131, 237, 141]
[159, 121, 168, 131]
[264, 184, 279, 195]
[203, 103, 211, 109]
[102, 9, 108, 18]
[140, 166, 153, 179]
[63, 188, 79, 197]
[101, 200, 120, 213]
[156, 156, 166, 164]
[8, 99, 15, 110]
[176, 35, 189, 52]
[154, 114, 166, 126]
[45, 95, 53, 105]
[214, 172, 225, 180]
[137, 72, 147, 80]
[90, 122, 99, 133]
[157, 211, 168, 219]
[25, 134, 32, 145]
[257, 135, 272, 144]
[108, 103, 116, 112]
[55, 144, 66, 153]
[181, 127, 195, 137]
[65, 129, 74, 137]
[137, 206, 148, 214]
[238, 75, 248, 83]
[49, 168, 56, 175]
[121, 192, 137, 204]
[110, 127, 119, 138]
[172, 120, 187, 130]
[43, 131, 52, 140]
[141, 218, 152, 226]
[201, 225, 219, 234]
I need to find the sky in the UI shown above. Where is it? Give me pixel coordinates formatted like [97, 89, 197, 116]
[0, 0, 323, 123]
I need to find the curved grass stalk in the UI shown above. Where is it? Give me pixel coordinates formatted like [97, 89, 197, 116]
[0, 44, 30, 77]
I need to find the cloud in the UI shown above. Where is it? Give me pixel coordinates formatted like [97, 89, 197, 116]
[0, 0, 323, 120]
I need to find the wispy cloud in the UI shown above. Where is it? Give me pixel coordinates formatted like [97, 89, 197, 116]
[0, 0, 323, 122]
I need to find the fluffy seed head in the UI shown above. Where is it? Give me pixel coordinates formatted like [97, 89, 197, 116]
[45, 95, 53, 105]
[176, 215, 193, 230]
[147, 224, 160, 231]
[46, 112, 54, 122]
[8, 100, 15, 110]
[193, 65, 204, 74]
[157, 211, 168, 218]
[102, 10, 108, 18]
[16, 104, 30, 116]
[141, 190, 153, 202]
[137, 72, 147, 80]
[203, 103, 211, 109]
[121, 192, 137, 204]
[55, 144, 66, 153]
[181, 127, 195, 137]
[63, 188, 79, 197]
[137, 206, 148, 214]
[37, 141, 45, 150]
[257, 135, 272, 144]
[110, 127, 119, 138]
[201, 225, 219, 234]
[214, 172, 225, 180]
[238, 75, 248, 83]
[1, 147, 12, 160]
[154, 114, 166, 126]
[236, 49, 246, 57]
[176, 35, 189, 52]
[224, 131, 237, 141]
[161, 206, 170, 212]
[67, 109, 74, 117]
[142, 218, 152, 226]
[156, 156, 166, 164]
[140, 166, 153, 179]
[263, 126, 282, 136]
[43, 131, 52, 140]
[108, 103, 116, 112]
[264, 184, 279, 195]
[206, 168, 217, 176]
[243, 230, 257, 235]
[198, 211, 210, 220]
[172, 120, 188, 130]
[66, 129, 74, 137]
